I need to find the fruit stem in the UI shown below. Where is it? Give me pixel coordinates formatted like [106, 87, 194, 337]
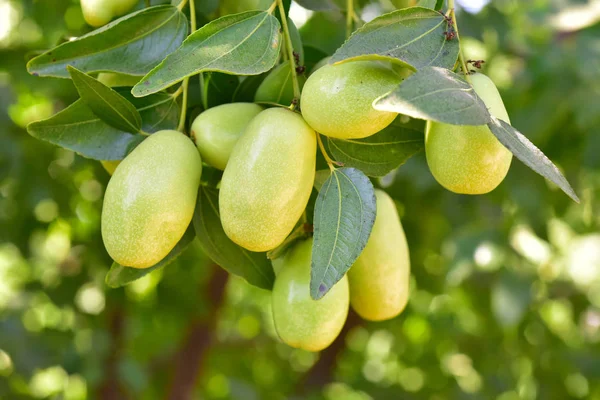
[177, 0, 197, 134]
[316, 134, 336, 171]
[171, 85, 184, 99]
[447, 0, 471, 84]
[276, 0, 302, 108]
[346, 0, 354, 39]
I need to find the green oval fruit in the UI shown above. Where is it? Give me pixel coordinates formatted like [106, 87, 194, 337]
[425, 73, 512, 194]
[101, 130, 202, 268]
[272, 238, 349, 352]
[219, 108, 316, 252]
[101, 160, 121, 175]
[97, 72, 140, 87]
[81, 0, 138, 27]
[301, 61, 401, 139]
[254, 62, 307, 106]
[218, 0, 272, 15]
[191, 103, 263, 170]
[348, 190, 410, 321]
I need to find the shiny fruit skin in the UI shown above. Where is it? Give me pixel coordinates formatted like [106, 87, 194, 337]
[425, 73, 512, 194]
[191, 103, 263, 170]
[81, 0, 137, 27]
[219, 108, 316, 252]
[272, 238, 349, 352]
[97, 72, 140, 87]
[300, 61, 401, 139]
[348, 190, 410, 321]
[254, 62, 306, 106]
[101, 130, 202, 268]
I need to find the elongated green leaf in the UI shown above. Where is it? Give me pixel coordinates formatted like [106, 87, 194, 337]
[27, 5, 188, 78]
[68, 66, 142, 133]
[331, 7, 459, 70]
[105, 224, 196, 288]
[487, 117, 579, 203]
[374, 67, 491, 125]
[193, 187, 275, 290]
[328, 123, 424, 176]
[294, 0, 339, 11]
[200, 72, 240, 109]
[417, 0, 437, 9]
[232, 73, 268, 102]
[311, 168, 376, 300]
[133, 11, 281, 97]
[27, 91, 179, 160]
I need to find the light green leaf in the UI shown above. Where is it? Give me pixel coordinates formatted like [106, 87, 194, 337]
[133, 11, 281, 97]
[487, 117, 579, 203]
[27, 5, 188, 78]
[331, 7, 459, 70]
[68, 66, 142, 133]
[105, 224, 196, 288]
[374, 67, 492, 125]
[193, 187, 275, 290]
[310, 168, 376, 300]
[27, 91, 179, 160]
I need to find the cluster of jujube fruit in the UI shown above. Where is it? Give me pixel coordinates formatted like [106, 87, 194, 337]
[84, 0, 512, 351]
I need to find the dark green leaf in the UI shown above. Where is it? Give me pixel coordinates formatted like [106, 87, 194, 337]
[27, 91, 179, 160]
[68, 66, 142, 133]
[294, 0, 339, 11]
[133, 11, 281, 97]
[232, 73, 268, 102]
[193, 187, 275, 290]
[300, 12, 346, 55]
[313, 169, 331, 191]
[487, 117, 579, 202]
[331, 7, 459, 70]
[374, 67, 492, 125]
[328, 122, 424, 177]
[200, 72, 240, 109]
[435, 0, 445, 10]
[27, 6, 188, 78]
[311, 168, 376, 300]
[105, 224, 196, 288]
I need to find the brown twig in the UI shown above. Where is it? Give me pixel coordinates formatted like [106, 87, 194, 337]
[98, 309, 126, 400]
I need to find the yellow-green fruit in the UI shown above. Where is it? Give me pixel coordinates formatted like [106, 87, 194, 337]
[348, 190, 410, 321]
[101, 130, 202, 268]
[97, 72, 140, 87]
[272, 238, 349, 351]
[218, 0, 271, 15]
[81, 0, 138, 27]
[425, 73, 512, 194]
[191, 103, 263, 170]
[219, 108, 316, 252]
[301, 61, 401, 139]
[101, 160, 121, 175]
[254, 62, 306, 106]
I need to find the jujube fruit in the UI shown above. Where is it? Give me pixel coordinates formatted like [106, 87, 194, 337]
[348, 190, 411, 321]
[81, 0, 138, 27]
[219, 108, 316, 252]
[272, 238, 349, 352]
[425, 73, 512, 194]
[191, 103, 263, 170]
[300, 61, 401, 139]
[101, 130, 202, 268]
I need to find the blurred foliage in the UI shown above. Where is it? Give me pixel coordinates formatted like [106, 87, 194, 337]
[1, 0, 600, 399]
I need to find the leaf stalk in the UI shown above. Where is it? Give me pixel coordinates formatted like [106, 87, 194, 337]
[276, 0, 302, 108]
[177, 0, 197, 133]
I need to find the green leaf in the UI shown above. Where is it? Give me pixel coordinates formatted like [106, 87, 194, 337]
[374, 67, 492, 125]
[417, 0, 437, 9]
[487, 117, 579, 203]
[328, 122, 424, 177]
[193, 187, 275, 290]
[133, 11, 282, 97]
[105, 224, 196, 288]
[232, 73, 268, 102]
[200, 72, 240, 109]
[27, 91, 179, 160]
[68, 66, 142, 133]
[310, 168, 376, 300]
[330, 7, 459, 70]
[313, 169, 331, 191]
[27, 5, 188, 78]
[294, 0, 339, 11]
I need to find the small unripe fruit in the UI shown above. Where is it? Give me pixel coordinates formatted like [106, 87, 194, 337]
[219, 108, 316, 252]
[191, 103, 263, 170]
[101, 130, 202, 268]
[301, 61, 401, 139]
[81, 0, 137, 27]
[254, 62, 306, 106]
[348, 190, 410, 321]
[425, 73, 512, 194]
[272, 238, 349, 352]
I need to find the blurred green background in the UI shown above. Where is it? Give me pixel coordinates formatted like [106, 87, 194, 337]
[1, 0, 600, 399]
